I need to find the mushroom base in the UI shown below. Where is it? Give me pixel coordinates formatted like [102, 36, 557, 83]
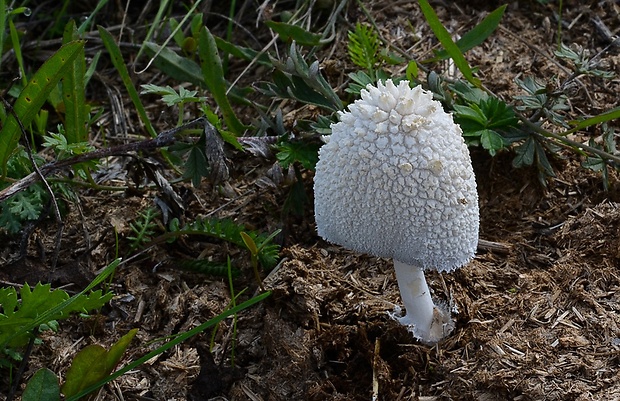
[391, 260, 455, 344]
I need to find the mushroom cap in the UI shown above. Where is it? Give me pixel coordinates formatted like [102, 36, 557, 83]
[314, 80, 479, 272]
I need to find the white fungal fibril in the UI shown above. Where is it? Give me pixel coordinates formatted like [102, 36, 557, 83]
[314, 79, 479, 344]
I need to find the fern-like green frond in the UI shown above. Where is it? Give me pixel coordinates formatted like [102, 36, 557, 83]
[176, 218, 280, 269]
[347, 22, 380, 73]
[127, 208, 159, 250]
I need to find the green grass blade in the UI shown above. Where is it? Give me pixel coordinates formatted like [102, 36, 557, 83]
[98, 26, 157, 138]
[0, 41, 84, 176]
[135, 0, 204, 74]
[198, 26, 246, 135]
[418, 0, 480, 87]
[565, 107, 620, 135]
[9, 18, 27, 87]
[84, 50, 101, 86]
[77, 0, 108, 35]
[62, 20, 87, 143]
[0, 0, 6, 74]
[65, 291, 271, 401]
[433, 5, 506, 60]
[134, 0, 170, 62]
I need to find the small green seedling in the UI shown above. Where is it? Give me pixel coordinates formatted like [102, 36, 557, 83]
[140, 84, 206, 127]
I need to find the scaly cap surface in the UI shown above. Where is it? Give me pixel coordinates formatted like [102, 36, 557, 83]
[314, 80, 479, 272]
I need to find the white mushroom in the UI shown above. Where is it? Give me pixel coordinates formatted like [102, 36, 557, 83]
[314, 79, 479, 344]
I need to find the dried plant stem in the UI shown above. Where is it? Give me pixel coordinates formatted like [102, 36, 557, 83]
[521, 117, 620, 166]
[0, 118, 215, 203]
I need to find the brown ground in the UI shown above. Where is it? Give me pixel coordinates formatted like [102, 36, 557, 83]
[2, 1, 620, 400]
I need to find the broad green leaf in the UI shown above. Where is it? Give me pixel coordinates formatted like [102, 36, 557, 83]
[265, 20, 322, 46]
[451, 80, 488, 103]
[61, 329, 138, 398]
[168, 18, 184, 47]
[276, 140, 320, 170]
[190, 13, 204, 38]
[214, 36, 271, 66]
[484, 101, 518, 129]
[454, 104, 486, 127]
[0, 41, 84, 176]
[198, 26, 245, 135]
[512, 136, 536, 168]
[0, 282, 113, 348]
[62, 345, 107, 397]
[582, 155, 605, 172]
[185, 143, 209, 187]
[62, 20, 88, 143]
[46, 84, 64, 111]
[143, 42, 205, 87]
[240, 231, 259, 255]
[405, 61, 419, 81]
[22, 368, 60, 401]
[433, 5, 506, 60]
[97, 26, 157, 138]
[480, 129, 505, 155]
[345, 70, 373, 94]
[260, 70, 338, 111]
[0, 259, 118, 349]
[106, 328, 139, 370]
[0, 287, 18, 315]
[535, 140, 555, 176]
[18, 284, 69, 319]
[418, 0, 480, 86]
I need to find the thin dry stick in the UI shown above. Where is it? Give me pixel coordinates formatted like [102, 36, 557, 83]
[372, 338, 381, 401]
[1, 96, 65, 273]
[0, 117, 214, 203]
[7, 328, 38, 401]
[477, 239, 511, 254]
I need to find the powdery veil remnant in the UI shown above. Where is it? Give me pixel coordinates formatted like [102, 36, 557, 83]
[314, 80, 479, 272]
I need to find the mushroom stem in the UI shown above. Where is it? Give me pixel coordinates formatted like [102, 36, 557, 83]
[392, 260, 454, 344]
